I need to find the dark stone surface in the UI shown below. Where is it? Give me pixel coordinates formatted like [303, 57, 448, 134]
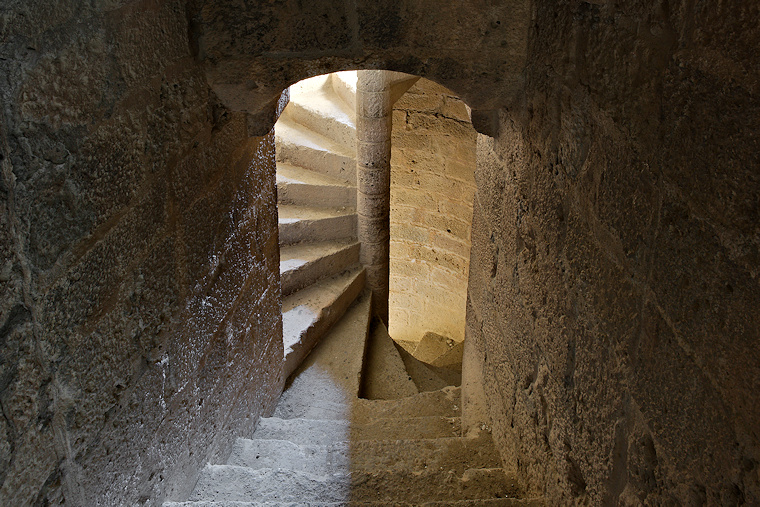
[194, 0, 530, 127]
[468, 0, 760, 503]
[0, 0, 283, 504]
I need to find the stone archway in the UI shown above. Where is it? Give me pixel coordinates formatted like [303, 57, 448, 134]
[190, 0, 531, 136]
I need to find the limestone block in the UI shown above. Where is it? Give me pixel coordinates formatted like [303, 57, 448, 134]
[357, 90, 392, 117]
[357, 165, 391, 195]
[357, 116, 393, 143]
[357, 140, 392, 167]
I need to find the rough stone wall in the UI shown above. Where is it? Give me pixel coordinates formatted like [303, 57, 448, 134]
[388, 79, 476, 344]
[195, 0, 531, 137]
[468, 0, 760, 504]
[0, 1, 283, 504]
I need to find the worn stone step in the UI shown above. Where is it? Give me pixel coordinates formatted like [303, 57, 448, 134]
[353, 385, 461, 423]
[285, 85, 356, 151]
[250, 415, 462, 446]
[396, 344, 462, 393]
[167, 498, 544, 506]
[360, 319, 418, 400]
[432, 339, 464, 370]
[230, 431, 501, 476]
[277, 162, 355, 208]
[278, 205, 356, 245]
[282, 266, 366, 378]
[331, 71, 357, 112]
[280, 240, 360, 297]
[275, 117, 355, 185]
[273, 384, 460, 422]
[188, 466, 519, 503]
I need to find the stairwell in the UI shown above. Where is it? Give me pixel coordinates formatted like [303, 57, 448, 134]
[164, 73, 544, 506]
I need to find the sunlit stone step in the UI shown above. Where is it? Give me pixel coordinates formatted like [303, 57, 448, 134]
[229, 431, 501, 476]
[187, 466, 519, 503]
[168, 501, 542, 507]
[275, 116, 356, 185]
[249, 415, 462, 446]
[277, 205, 356, 245]
[285, 84, 356, 151]
[282, 265, 365, 378]
[277, 162, 356, 208]
[280, 240, 360, 297]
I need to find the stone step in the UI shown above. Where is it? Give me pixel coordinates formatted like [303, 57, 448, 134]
[273, 384, 460, 422]
[285, 86, 356, 151]
[275, 117, 356, 185]
[280, 240, 360, 297]
[360, 319, 418, 400]
[282, 266, 366, 378]
[167, 498, 544, 506]
[250, 415, 462, 446]
[352, 385, 460, 423]
[277, 162, 355, 208]
[331, 71, 357, 111]
[229, 431, 502, 476]
[278, 205, 356, 245]
[188, 466, 519, 503]
[431, 340, 464, 370]
[396, 344, 462, 393]
[413, 331, 457, 364]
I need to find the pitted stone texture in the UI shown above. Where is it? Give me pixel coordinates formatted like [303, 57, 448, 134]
[0, 1, 284, 504]
[194, 0, 531, 134]
[467, 1, 760, 504]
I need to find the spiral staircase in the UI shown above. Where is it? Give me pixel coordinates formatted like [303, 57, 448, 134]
[163, 72, 544, 507]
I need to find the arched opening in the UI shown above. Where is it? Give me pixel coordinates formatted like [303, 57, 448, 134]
[228, 69, 508, 505]
[270, 70, 477, 395]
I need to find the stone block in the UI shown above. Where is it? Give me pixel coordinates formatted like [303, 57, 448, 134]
[357, 90, 392, 118]
[650, 193, 760, 444]
[357, 163, 391, 195]
[357, 139, 392, 167]
[357, 189, 390, 213]
[108, 0, 189, 89]
[356, 115, 393, 143]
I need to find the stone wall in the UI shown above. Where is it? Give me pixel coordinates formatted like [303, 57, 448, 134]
[388, 79, 476, 344]
[468, 0, 760, 504]
[0, 1, 283, 504]
[194, 0, 532, 137]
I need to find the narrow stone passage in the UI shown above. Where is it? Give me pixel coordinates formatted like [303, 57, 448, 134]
[162, 72, 543, 506]
[165, 291, 543, 506]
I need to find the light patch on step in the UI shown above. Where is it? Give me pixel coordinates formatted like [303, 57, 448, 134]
[333, 70, 357, 92]
[278, 217, 300, 224]
[282, 304, 319, 353]
[278, 174, 303, 183]
[280, 258, 308, 272]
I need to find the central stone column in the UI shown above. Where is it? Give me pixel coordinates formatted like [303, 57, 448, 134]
[356, 70, 392, 323]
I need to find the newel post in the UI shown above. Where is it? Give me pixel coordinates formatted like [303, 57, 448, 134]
[356, 71, 392, 323]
